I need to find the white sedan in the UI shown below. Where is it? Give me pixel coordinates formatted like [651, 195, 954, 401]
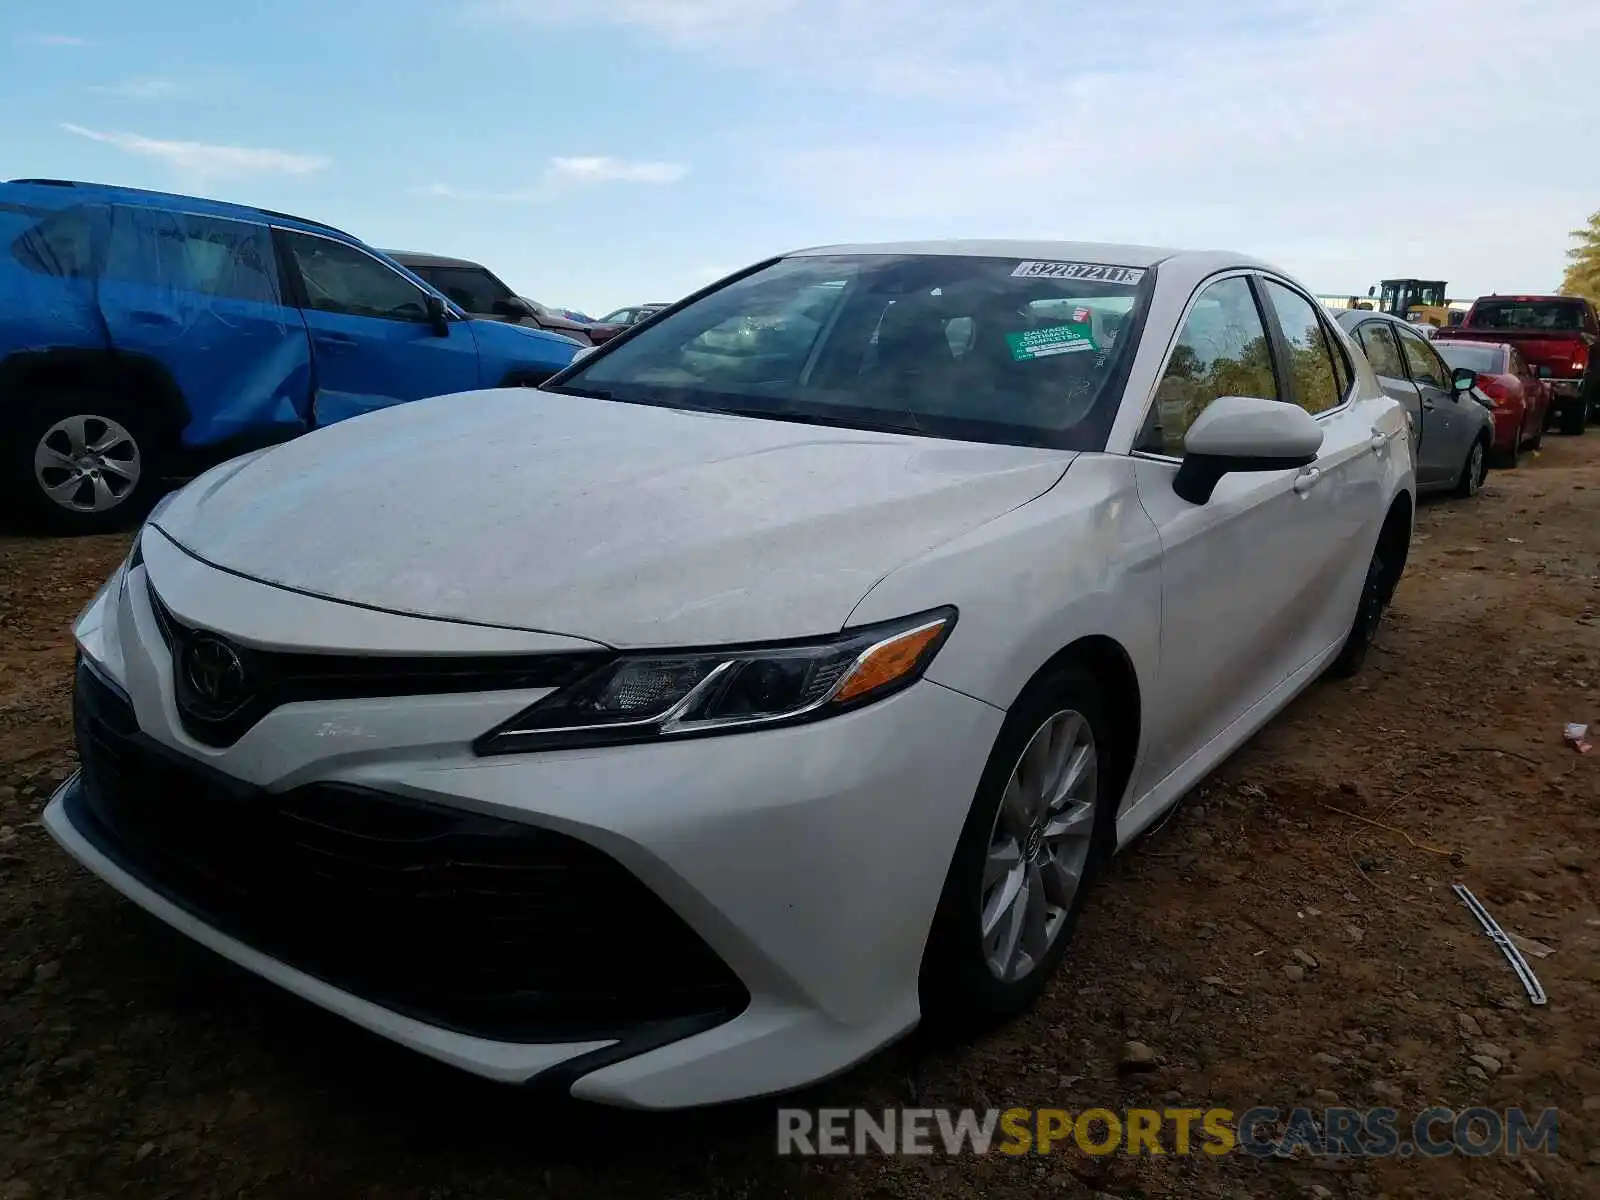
[47, 240, 1414, 1109]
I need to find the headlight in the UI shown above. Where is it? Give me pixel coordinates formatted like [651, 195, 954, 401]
[474, 607, 956, 754]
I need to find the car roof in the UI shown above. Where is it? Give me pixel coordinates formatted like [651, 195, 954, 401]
[3, 177, 352, 239]
[1336, 308, 1410, 328]
[381, 250, 485, 270]
[785, 239, 1266, 273]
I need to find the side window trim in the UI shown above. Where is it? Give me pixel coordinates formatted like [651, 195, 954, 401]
[1255, 272, 1354, 416]
[270, 225, 445, 320]
[1130, 268, 1281, 462]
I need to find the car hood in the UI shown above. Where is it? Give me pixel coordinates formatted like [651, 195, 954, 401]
[153, 391, 1073, 647]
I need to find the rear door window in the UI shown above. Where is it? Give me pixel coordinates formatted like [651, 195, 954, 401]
[104, 207, 280, 303]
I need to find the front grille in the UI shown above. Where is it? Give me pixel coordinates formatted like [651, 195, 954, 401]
[144, 577, 614, 748]
[70, 661, 749, 1043]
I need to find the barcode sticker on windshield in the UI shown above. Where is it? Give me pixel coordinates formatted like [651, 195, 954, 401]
[1012, 261, 1146, 285]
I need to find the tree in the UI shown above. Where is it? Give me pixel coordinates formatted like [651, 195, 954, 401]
[1560, 208, 1600, 305]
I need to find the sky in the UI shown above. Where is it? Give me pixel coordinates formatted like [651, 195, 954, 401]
[2, 0, 1598, 316]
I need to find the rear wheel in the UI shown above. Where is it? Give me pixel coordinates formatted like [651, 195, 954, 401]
[2, 391, 162, 533]
[920, 662, 1112, 1025]
[1454, 436, 1488, 498]
[1559, 399, 1588, 436]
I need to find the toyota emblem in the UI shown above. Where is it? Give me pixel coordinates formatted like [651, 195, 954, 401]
[182, 634, 247, 711]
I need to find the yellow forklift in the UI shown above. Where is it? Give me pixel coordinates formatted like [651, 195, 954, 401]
[1369, 279, 1451, 328]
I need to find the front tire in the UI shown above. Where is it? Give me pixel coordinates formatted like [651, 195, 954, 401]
[920, 662, 1112, 1026]
[1328, 520, 1405, 680]
[3, 392, 161, 534]
[1454, 436, 1488, 498]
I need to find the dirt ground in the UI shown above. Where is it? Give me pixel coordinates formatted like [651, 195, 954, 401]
[1, 435, 1596, 1200]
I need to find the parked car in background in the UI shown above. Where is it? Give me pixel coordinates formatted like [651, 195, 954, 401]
[383, 251, 592, 346]
[588, 303, 669, 344]
[0, 179, 581, 532]
[1433, 339, 1550, 466]
[1434, 294, 1599, 434]
[1337, 308, 1495, 496]
[50, 240, 1415, 1107]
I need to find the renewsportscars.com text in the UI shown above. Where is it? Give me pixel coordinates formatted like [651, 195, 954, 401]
[777, 1106, 1558, 1159]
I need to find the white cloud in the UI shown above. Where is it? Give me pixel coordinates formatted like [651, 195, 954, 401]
[61, 124, 328, 179]
[88, 78, 182, 100]
[549, 156, 687, 184]
[424, 155, 688, 203]
[16, 33, 89, 46]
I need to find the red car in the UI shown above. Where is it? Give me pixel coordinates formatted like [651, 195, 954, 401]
[1433, 339, 1551, 466]
[1433, 294, 1598, 434]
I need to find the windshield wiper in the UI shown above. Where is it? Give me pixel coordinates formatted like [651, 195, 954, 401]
[697, 404, 927, 438]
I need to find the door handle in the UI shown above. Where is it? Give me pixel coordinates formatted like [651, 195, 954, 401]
[129, 310, 177, 326]
[315, 333, 358, 347]
[1293, 467, 1322, 495]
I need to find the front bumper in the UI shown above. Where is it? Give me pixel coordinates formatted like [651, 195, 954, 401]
[49, 537, 1004, 1108]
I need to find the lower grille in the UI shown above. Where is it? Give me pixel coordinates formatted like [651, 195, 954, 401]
[69, 661, 749, 1043]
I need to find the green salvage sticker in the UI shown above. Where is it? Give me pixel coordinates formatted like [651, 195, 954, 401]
[1005, 322, 1098, 361]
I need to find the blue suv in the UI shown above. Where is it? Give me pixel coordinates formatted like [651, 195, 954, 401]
[0, 179, 580, 532]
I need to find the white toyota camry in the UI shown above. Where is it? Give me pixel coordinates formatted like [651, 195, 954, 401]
[48, 241, 1414, 1109]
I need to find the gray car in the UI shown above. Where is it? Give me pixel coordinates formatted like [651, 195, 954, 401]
[1336, 308, 1494, 497]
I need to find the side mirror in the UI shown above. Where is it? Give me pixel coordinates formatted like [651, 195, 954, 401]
[425, 294, 451, 336]
[1174, 395, 1324, 505]
[1450, 366, 1477, 396]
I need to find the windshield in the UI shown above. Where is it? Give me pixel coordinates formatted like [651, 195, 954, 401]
[1435, 342, 1504, 374]
[553, 253, 1149, 448]
[1469, 300, 1588, 331]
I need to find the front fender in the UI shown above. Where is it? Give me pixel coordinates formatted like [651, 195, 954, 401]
[844, 454, 1162, 716]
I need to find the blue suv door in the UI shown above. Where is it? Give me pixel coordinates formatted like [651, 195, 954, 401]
[274, 228, 481, 424]
[96, 204, 313, 449]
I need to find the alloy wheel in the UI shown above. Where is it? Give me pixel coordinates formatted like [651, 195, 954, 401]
[1466, 442, 1485, 495]
[980, 709, 1098, 982]
[33, 414, 141, 514]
